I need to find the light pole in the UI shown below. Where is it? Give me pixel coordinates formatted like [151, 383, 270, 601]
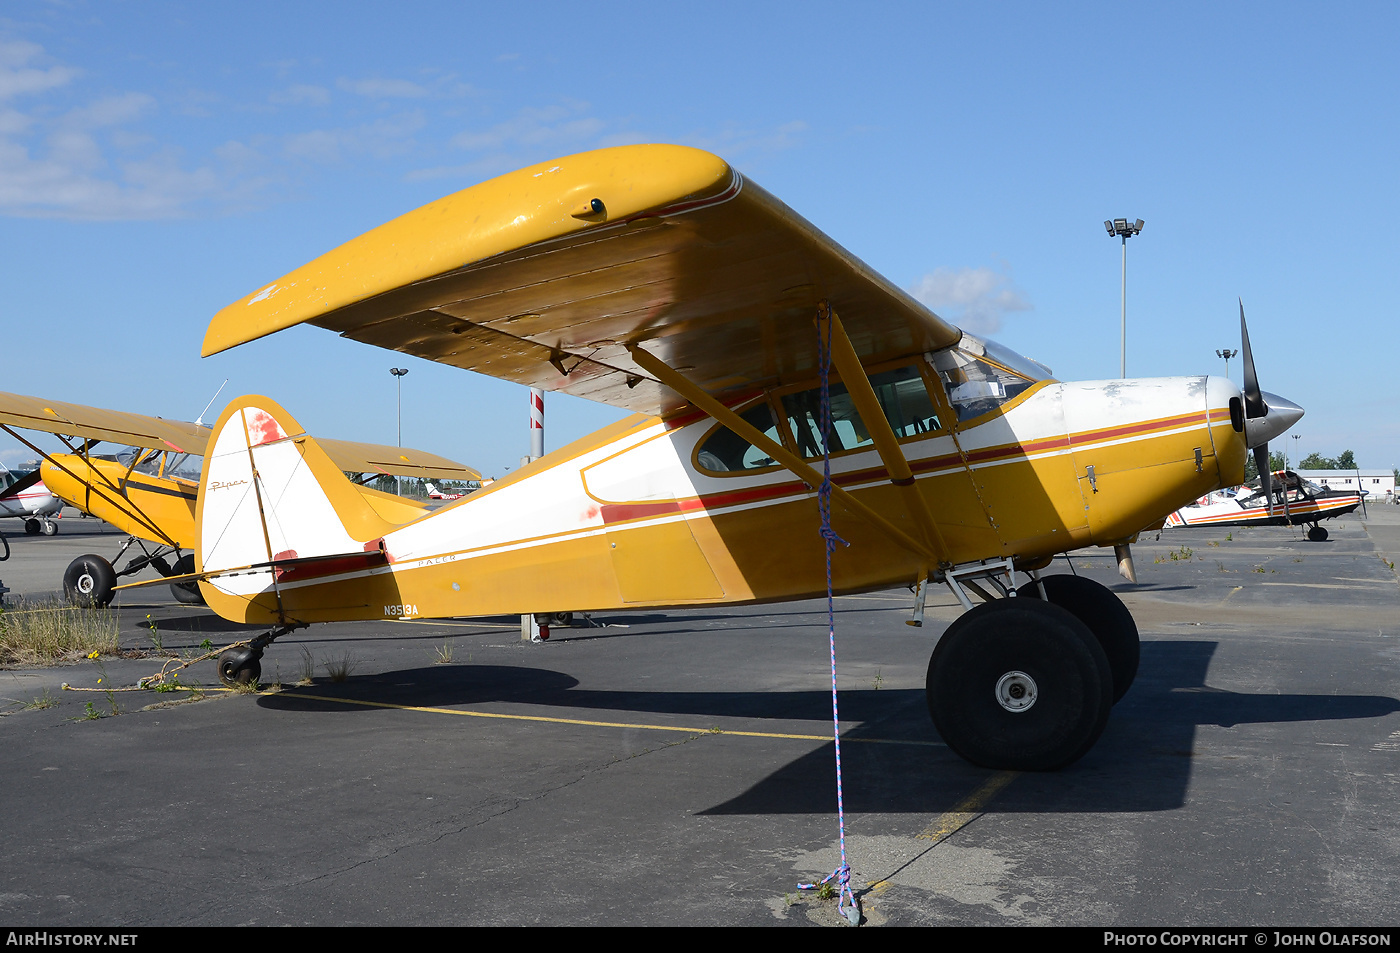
[1105, 218, 1144, 378]
[1215, 347, 1237, 381]
[1291, 433, 1301, 471]
[390, 367, 408, 494]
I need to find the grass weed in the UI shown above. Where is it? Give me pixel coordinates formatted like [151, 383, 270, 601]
[325, 652, 358, 683]
[0, 598, 119, 666]
[434, 638, 454, 664]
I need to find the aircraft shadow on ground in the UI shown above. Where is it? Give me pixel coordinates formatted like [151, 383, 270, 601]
[257, 640, 1399, 816]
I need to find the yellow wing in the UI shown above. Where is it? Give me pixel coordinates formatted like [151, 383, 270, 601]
[0, 391, 479, 482]
[0, 392, 207, 453]
[203, 144, 962, 416]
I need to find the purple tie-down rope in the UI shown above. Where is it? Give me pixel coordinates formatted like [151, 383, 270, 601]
[796, 308, 857, 926]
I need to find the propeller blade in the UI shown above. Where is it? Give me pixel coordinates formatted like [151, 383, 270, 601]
[0, 468, 43, 502]
[1255, 445, 1273, 508]
[1357, 470, 1368, 519]
[1240, 299, 1268, 419]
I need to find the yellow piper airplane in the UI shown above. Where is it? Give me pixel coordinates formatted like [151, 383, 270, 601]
[172, 143, 1299, 771]
[0, 393, 480, 607]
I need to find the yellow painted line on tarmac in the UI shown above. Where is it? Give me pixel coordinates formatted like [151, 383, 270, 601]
[866, 770, 1018, 895]
[277, 690, 944, 746]
[915, 770, 1018, 842]
[1218, 586, 1243, 606]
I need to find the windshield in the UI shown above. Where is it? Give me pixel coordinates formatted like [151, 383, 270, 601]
[930, 334, 1052, 421]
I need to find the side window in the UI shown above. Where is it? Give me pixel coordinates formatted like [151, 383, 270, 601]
[868, 365, 940, 437]
[696, 400, 785, 473]
[782, 385, 872, 458]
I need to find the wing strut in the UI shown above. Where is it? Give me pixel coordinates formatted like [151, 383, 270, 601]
[0, 424, 178, 546]
[819, 305, 951, 568]
[626, 343, 940, 564]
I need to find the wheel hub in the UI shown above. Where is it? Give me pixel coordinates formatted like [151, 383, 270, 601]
[995, 671, 1038, 712]
[77, 574, 95, 595]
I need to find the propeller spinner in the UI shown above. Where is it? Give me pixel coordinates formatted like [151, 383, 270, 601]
[1239, 300, 1304, 503]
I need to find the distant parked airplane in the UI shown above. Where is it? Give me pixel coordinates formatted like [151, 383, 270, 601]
[0, 463, 62, 535]
[1164, 470, 1361, 540]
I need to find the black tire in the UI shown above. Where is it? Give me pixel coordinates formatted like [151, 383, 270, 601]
[41, 521, 58, 536]
[1021, 574, 1140, 704]
[217, 649, 261, 688]
[1307, 525, 1328, 542]
[927, 598, 1113, 771]
[24, 519, 40, 536]
[63, 554, 117, 607]
[168, 554, 205, 605]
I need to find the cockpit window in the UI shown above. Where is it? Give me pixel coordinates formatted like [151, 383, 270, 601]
[931, 334, 1050, 422]
[696, 400, 785, 473]
[114, 448, 203, 480]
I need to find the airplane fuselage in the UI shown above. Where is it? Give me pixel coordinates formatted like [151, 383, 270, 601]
[198, 372, 1248, 625]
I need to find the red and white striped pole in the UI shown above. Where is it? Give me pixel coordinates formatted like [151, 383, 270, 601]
[523, 386, 548, 642]
[529, 387, 544, 461]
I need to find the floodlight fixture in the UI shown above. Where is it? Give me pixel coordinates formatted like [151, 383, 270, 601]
[1106, 216, 1145, 377]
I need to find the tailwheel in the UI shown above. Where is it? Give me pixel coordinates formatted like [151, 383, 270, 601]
[927, 598, 1112, 771]
[217, 648, 262, 688]
[1307, 524, 1328, 542]
[1021, 574, 1139, 703]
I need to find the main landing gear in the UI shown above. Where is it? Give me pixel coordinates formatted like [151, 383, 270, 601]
[61, 539, 206, 608]
[923, 562, 1140, 771]
[24, 518, 57, 536]
[1306, 524, 1329, 542]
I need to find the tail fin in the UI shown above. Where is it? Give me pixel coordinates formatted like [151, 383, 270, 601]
[198, 396, 398, 579]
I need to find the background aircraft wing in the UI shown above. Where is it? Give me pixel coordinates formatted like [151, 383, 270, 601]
[0, 391, 209, 453]
[318, 438, 481, 481]
[0, 391, 478, 481]
[203, 144, 963, 418]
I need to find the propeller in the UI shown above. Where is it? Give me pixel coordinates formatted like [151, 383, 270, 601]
[1239, 300, 1304, 507]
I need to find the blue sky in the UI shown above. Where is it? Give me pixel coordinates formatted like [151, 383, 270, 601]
[2, 1, 1396, 477]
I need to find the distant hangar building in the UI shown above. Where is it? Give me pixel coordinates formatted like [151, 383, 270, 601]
[1295, 469, 1395, 500]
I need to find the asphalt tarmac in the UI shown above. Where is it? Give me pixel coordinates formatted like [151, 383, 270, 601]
[1, 506, 1397, 927]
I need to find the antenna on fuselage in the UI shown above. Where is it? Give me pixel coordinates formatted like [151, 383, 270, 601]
[195, 380, 229, 428]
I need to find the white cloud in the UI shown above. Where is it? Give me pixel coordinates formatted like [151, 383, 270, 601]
[689, 120, 808, 158]
[0, 40, 79, 100]
[909, 266, 1032, 335]
[270, 84, 331, 106]
[0, 38, 274, 219]
[449, 103, 605, 153]
[337, 76, 429, 99]
[283, 112, 426, 164]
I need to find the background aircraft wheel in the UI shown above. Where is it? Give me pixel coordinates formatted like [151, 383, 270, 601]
[41, 521, 58, 536]
[217, 649, 261, 688]
[1021, 574, 1139, 703]
[168, 554, 205, 605]
[926, 598, 1112, 771]
[1307, 525, 1328, 542]
[547, 612, 573, 627]
[24, 519, 40, 536]
[63, 554, 116, 607]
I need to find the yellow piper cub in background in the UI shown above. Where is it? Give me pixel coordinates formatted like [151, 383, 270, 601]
[190, 144, 1303, 771]
[0, 392, 480, 606]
